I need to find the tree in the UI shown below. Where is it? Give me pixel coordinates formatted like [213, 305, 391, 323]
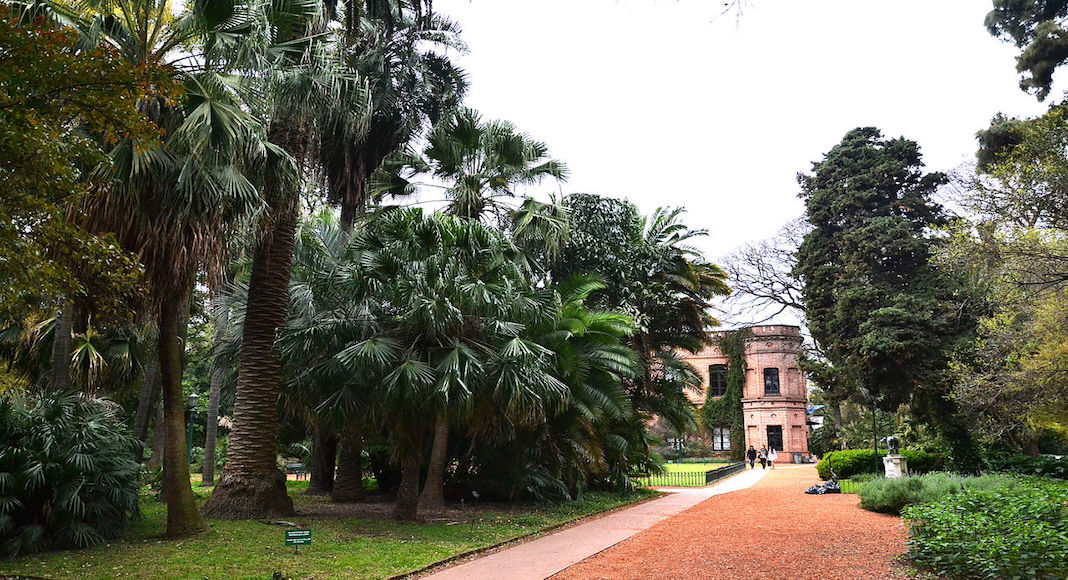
[425, 107, 567, 222]
[319, 0, 466, 229]
[793, 127, 979, 468]
[553, 194, 730, 433]
[719, 219, 808, 325]
[986, 0, 1068, 99]
[203, 0, 358, 519]
[18, 0, 271, 537]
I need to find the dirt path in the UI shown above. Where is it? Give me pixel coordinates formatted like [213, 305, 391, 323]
[552, 465, 907, 580]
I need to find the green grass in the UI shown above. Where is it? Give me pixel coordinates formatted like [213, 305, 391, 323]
[0, 482, 657, 579]
[632, 461, 733, 487]
[662, 462, 728, 473]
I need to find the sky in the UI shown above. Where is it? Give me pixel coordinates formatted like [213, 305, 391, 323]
[430, 0, 1058, 323]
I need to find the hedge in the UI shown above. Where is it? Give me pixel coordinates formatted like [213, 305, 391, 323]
[816, 449, 944, 480]
[988, 454, 1067, 480]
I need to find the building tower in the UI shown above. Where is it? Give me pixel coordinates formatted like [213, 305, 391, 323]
[685, 325, 809, 462]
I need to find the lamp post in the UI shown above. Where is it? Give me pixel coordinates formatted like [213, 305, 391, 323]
[186, 392, 200, 468]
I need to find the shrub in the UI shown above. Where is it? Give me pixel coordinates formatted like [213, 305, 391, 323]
[903, 480, 1068, 579]
[0, 392, 141, 559]
[858, 472, 1018, 515]
[989, 454, 1067, 480]
[816, 449, 945, 479]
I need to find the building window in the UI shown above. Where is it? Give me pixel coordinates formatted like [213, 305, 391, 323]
[763, 367, 780, 395]
[767, 425, 783, 451]
[711, 427, 731, 451]
[708, 364, 728, 397]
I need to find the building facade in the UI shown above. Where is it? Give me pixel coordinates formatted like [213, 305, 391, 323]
[685, 325, 810, 462]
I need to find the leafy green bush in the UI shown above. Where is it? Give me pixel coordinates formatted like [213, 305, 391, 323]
[816, 449, 945, 479]
[0, 392, 141, 559]
[989, 454, 1067, 480]
[858, 472, 1018, 515]
[903, 480, 1068, 579]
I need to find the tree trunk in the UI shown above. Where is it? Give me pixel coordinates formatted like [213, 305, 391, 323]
[307, 426, 337, 495]
[132, 348, 160, 463]
[148, 399, 165, 470]
[393, 454, 422, 521]
[202, 121, 303, 520]
[417, 418, 449, 513]
[201, 294, 228, 487]
[158, 292, 208, 538]
[331, 429, 365, 503]
[49, 303, 73, 392]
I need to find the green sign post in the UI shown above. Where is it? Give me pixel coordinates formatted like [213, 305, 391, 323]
[285, 529, 312, 554]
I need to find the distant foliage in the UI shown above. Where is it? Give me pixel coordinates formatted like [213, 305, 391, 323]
[988, 455, 1068, 480]
[807, 422, 838, 458]
[903, 480, 1068, 579]
[0, 392, 141, 558]
[816, 449, 944, 480]
[858, 472, 1018, 515]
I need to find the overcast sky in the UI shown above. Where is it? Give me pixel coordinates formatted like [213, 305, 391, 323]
[431, 0, 1057, 322]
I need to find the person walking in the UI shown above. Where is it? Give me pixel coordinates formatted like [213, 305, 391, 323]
[768, 447, 778, 469]
[758, 446, 768, 470]
[746, 445, 757, 469]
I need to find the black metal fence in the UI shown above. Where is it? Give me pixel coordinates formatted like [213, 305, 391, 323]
[633, 462, 746, 488]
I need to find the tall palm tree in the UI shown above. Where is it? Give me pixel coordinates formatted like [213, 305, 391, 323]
[424, 107, 567, 222]
[318, 0, 466, 229]
[203, 0, 362, 519]
[25, 0, 269, 538]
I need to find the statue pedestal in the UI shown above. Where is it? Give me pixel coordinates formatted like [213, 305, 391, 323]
[883, 454, 908, 479]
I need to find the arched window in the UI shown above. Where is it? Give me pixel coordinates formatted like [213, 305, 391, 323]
[764, 368, 780, 395]
[708, 364, 728, 397]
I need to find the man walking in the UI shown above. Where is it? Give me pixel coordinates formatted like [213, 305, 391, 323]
[746, 445, 757, 469]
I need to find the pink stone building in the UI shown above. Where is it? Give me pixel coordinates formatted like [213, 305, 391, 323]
[684, 325, 810, 463]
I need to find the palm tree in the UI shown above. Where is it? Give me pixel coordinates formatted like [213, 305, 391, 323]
[276, 210, 569, 518]
[318, 0, 467, 229]
[203, 0, 362, 519]
[33, 0, 271, 537]
[424, 107, 568, 222]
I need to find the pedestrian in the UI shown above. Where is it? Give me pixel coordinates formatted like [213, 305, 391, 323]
[768, 447, 778, 469]
[758, 446, 768, 469]
[746, 445, 757, 469]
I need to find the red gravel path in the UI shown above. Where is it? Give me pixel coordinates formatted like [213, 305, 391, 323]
[553, 465, 907, 580]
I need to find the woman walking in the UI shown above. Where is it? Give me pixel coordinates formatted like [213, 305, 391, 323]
[758, 446, 768, 470]
[768, 447, 778, 469]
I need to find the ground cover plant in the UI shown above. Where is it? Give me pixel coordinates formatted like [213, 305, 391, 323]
[0, 481, 656, 579]
[857, 472, 1018, 515]
[902, 479, 1068, 579]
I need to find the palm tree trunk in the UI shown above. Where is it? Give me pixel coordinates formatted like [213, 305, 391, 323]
[307, 426, 337, 495]
[158, 291, 208, 538]
[331, 429, 365, 503]
[49, 303, 73, 391]
[200, 294, 228, 487]
[202, 122, 303, 520]
[132, 349, 160, 463]
[417, 417, 449, 513]
[393, 454, 422, 521]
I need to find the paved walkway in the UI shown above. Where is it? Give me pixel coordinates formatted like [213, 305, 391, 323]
[424, 467, 769, 580]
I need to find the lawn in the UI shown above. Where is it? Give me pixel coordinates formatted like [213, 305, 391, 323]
[632, 460, 734, 487]
[663, 462, 729, 473]
[0, 482, 657, 579]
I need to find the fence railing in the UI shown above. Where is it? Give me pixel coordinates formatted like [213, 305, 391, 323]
[705, 461, 746, 485]
[633, 462, 746, 488]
